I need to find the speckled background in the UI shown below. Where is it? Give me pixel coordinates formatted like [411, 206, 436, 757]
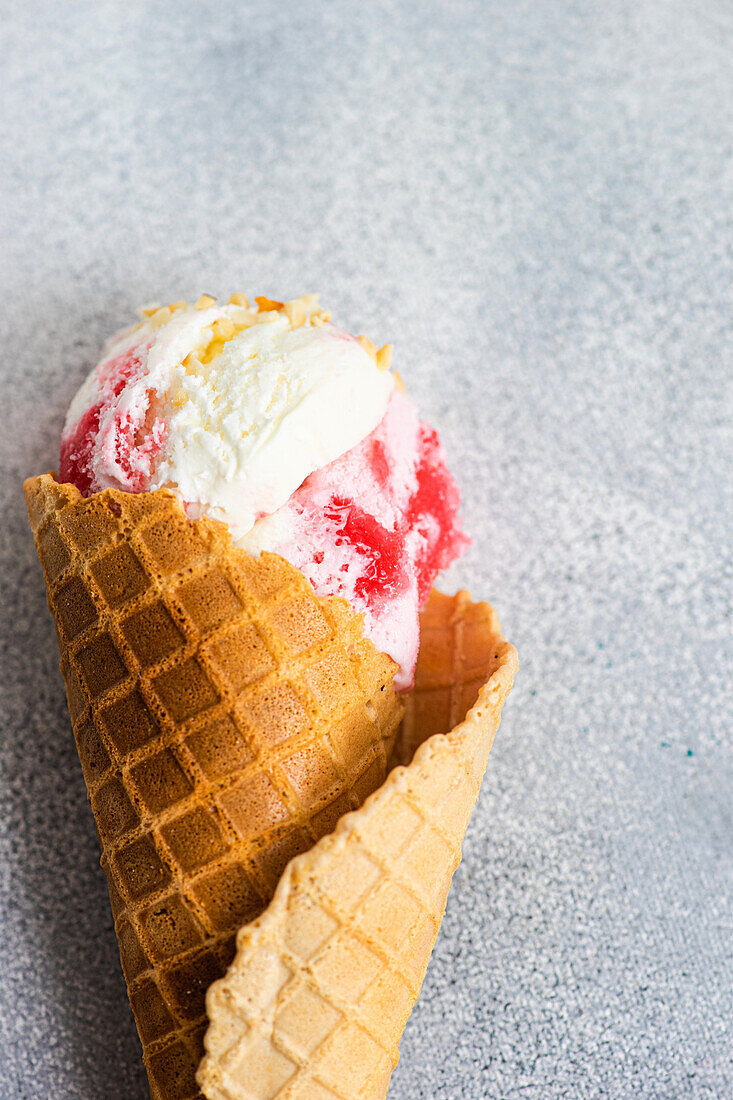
[1, 2, 731, 1097]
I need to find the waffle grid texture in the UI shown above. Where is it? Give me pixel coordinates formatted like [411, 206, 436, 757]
[24, 474, 405, 1100]
[198, 589, 517, 1100]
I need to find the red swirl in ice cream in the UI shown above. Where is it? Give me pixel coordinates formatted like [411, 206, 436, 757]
[60, 295, 469, 688]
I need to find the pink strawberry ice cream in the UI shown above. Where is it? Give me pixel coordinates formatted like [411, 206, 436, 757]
[60, 295, 468, 688]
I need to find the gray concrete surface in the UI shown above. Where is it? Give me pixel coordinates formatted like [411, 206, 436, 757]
[1, 1, 731, 1097]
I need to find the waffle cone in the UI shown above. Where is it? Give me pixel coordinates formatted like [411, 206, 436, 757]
[198, 588, 518, 1100]
[24, 473, 405, 1100]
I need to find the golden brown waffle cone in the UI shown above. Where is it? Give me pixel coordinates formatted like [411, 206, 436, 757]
[197, 588, 517, 1100]
[24, 473, 405, 1100]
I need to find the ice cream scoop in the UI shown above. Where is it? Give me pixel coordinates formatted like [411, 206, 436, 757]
[60, 294, 468, 686]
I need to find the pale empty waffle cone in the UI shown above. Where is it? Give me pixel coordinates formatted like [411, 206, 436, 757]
[23, 473, 405, 1100]
[198, 588, 518, 1100]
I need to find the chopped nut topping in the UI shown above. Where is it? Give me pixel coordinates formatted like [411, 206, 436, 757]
[376, 343, 393, 371]
[283, 290, 319, 323]
[195, 294, 217, 310]
[255, 295, 284, 312]
[284, 299, 308, 327]
[211, 318, 236, 341]
[229, 307, 257, 327]
[149, 306, 174, 330]
[357, 335, 378, 360]
[130, 294, 395, 382]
